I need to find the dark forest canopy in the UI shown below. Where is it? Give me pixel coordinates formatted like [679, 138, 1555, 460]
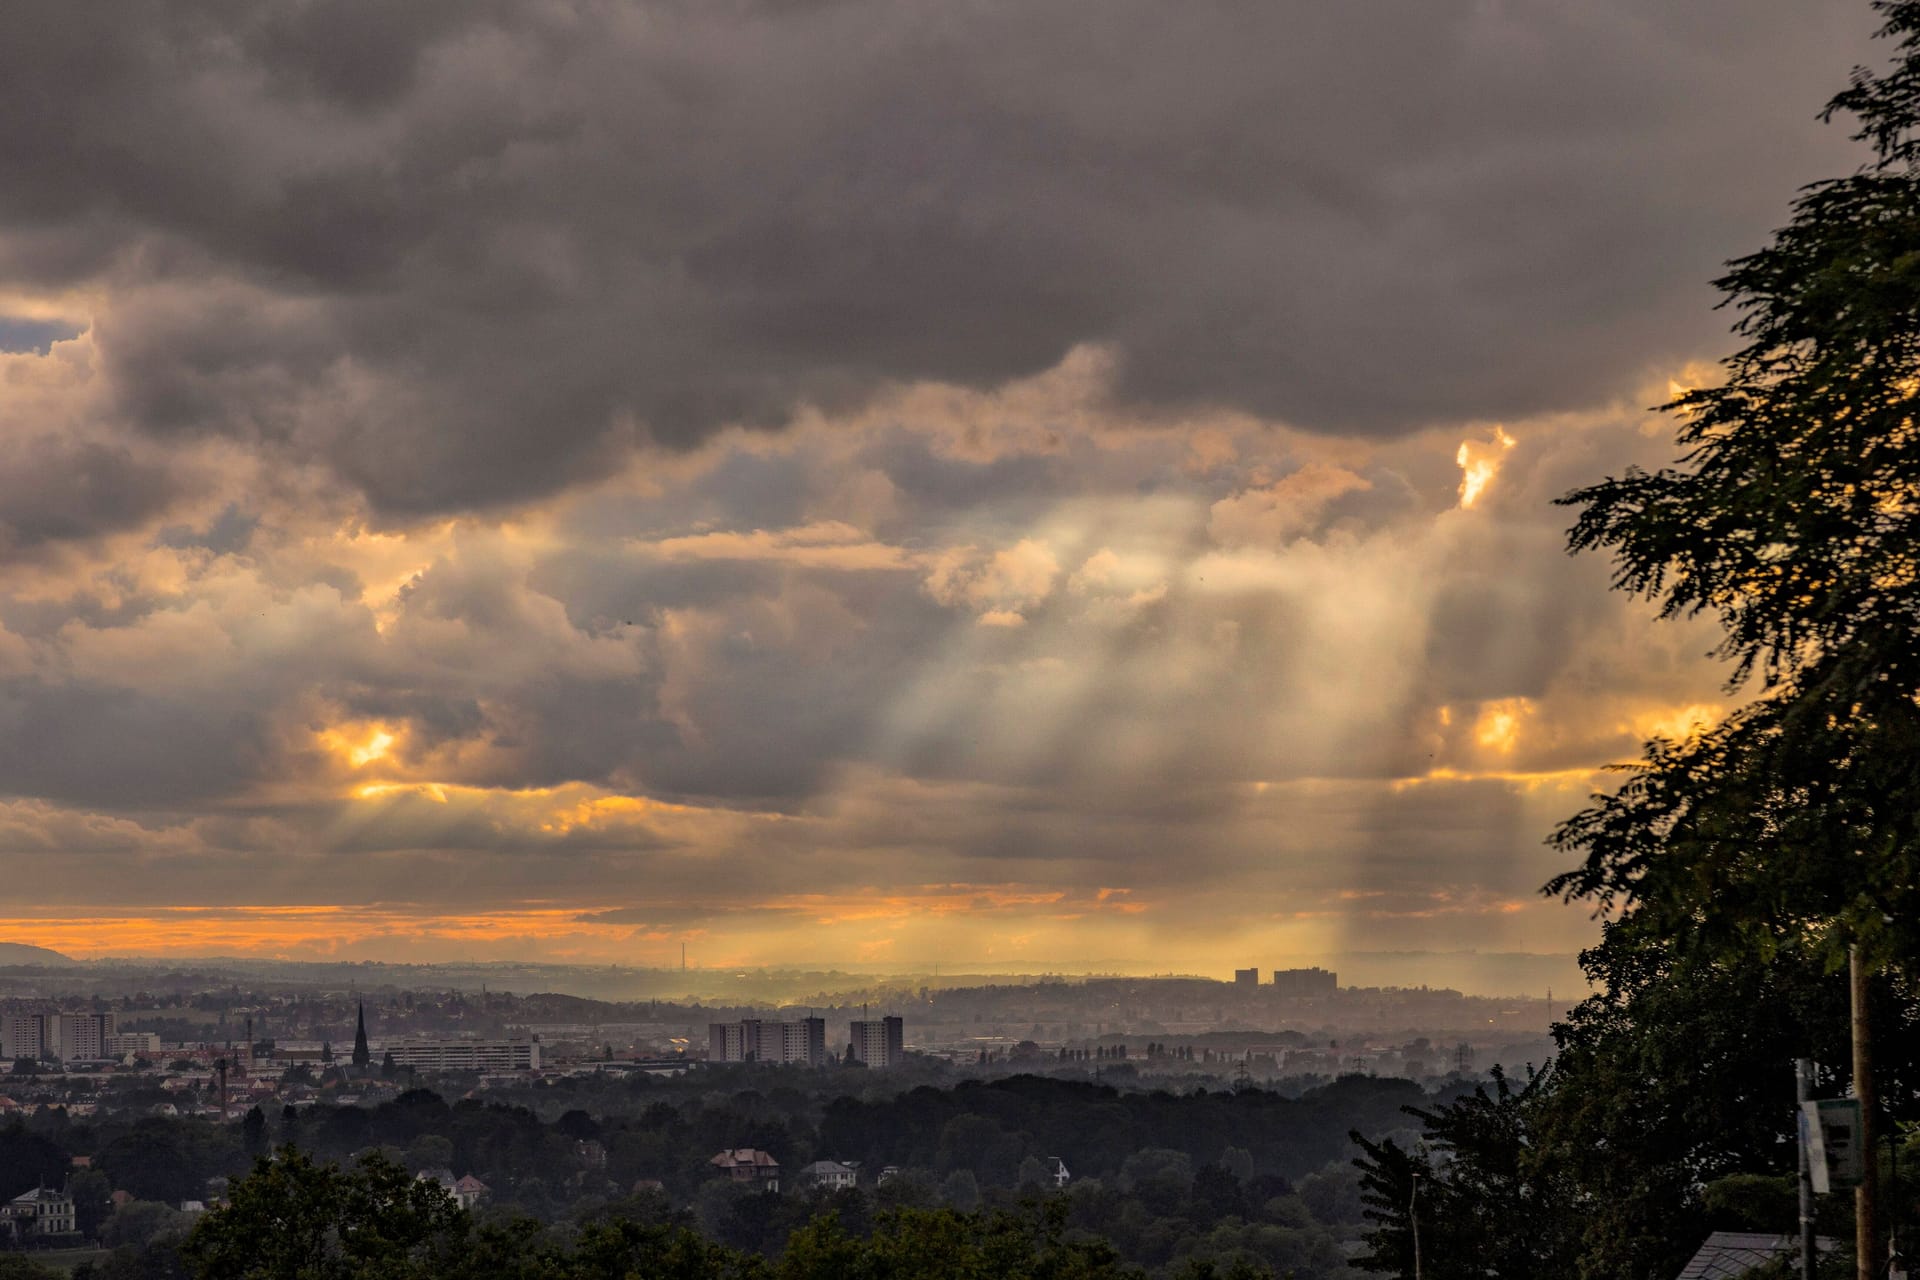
[2, 1070, 1448, 1280]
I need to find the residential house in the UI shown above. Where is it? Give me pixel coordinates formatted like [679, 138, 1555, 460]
[709, 1148, 781, 1193]
[3, 1185, 77, 1240]
[797, 1160, 857, 1191]
[416, 1168, 489, 1211]
[1673, 1232, 1837, 1279]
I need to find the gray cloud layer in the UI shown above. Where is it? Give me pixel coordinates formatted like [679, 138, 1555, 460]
[0, 1, 1882, 964]
[2, 0, 1874, 518]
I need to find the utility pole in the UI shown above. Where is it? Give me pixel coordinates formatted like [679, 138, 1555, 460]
[1851, 945, 1880, 1279]
[1410, 1171, 1423, 1280]
[1797, 1058, 1817, 1280]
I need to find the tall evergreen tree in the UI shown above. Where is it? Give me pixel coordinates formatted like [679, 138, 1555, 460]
[351, 1001, 371, 1070]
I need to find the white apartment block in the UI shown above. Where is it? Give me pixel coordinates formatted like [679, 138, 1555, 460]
[707, 1018, 827, 1066]
[52, 1012, 115, 1060]
[381, 1039, 540, 1072]
[105, 1031, 163, 1057]
[848, 1016, 904, 1068]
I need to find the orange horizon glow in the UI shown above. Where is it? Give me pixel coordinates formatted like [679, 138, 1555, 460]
[0, 877, 1581, 970]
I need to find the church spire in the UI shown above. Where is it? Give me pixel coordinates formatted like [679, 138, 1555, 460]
[351, 1000, 371, 1069]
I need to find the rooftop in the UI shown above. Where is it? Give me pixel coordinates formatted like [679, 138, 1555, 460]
[1674, 1232, 1838, 1280]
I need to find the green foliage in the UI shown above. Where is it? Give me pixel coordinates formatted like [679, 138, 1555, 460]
[182, 1147, 469, 1280]
[103, 1199, 195, 1249]
[1346, 914, 1919, 1280]
[0, 1121, 69, 1198]
[71, 1166, 115, 1239]
[1552, 0, 1920, 970]
[1351, 1065, 1578, 1279]
[819, 1073, 1420, 1190]
[166, 1158, 1195, 1280]
[1295, 1163, 1362, 1226]
[0, 1257, 63, 1280]
[939, 1169, 981, 1212]
[778, 1204, 1142, 1280]
[1218, 1148, 1254, 1185]
[1701, 1173, 1796, 1231]
[1365, 15, 1920, 1277]
[96, 1119, 238, 1206]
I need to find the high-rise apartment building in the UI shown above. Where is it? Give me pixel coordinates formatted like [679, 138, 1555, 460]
[51, 1012, 115, 1060]
[1233, 968, 1259, 987]
[1, 1012, 116, 1061]
[848, 1016, 904, 1067]
[707, 1018, 827, 1066]
[0, 1013, 46, 1060]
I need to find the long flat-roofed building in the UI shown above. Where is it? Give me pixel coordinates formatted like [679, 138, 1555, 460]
[707, 1018, 827, 1066]
[104, 1031, 162, 1058]
[381, 1039, 540, 1072]
[1270, 967, 1337, 997]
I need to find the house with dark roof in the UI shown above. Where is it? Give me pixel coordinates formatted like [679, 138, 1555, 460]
[710, 1148, 781, 1193]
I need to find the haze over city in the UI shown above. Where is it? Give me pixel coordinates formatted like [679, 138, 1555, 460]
[0, 0, 1882, 986]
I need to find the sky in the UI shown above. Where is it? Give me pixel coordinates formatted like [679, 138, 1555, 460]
[0, 0, 1887, 983]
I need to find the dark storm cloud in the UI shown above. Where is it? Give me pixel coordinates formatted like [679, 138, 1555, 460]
[0, 437, 191, 556]
[0, 681, 273, 808]
[0, 0, 1875, 515]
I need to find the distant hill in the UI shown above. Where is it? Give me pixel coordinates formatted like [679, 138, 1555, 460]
[0, 941, 77, 966]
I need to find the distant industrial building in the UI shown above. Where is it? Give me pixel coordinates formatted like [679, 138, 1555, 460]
[849, 1016, 904, 1067]
[1270, 968, 1337, 997]
[381, 1038, 540, 1072]
[1233, 968, 1259, 988]
[707, 1017, 828, 1066]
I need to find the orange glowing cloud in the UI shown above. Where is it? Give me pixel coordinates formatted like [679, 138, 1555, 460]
[1473, 697, 1536, 753]
[1456, 426, 1516, 508]
[317, 721, 404, 770]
